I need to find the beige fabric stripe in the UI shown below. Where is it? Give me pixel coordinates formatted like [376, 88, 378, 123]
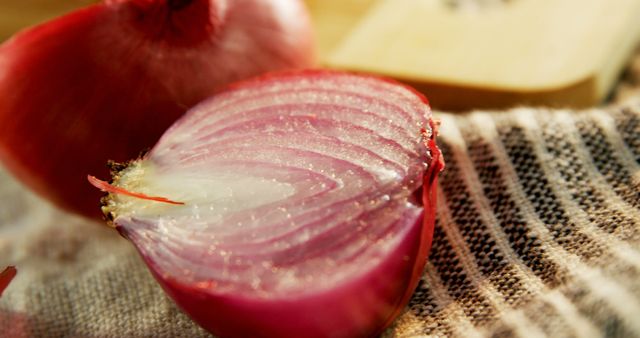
[388, 312, 436, 338]
[436, 184, 547, 338]
[472, 110, 640, 335]
[454, 112, 600, 338]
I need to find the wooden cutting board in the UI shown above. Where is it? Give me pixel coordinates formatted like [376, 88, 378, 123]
[306, 0, 640, 110]
[0, 0, 96, 42]
[2, 0, 638, 111]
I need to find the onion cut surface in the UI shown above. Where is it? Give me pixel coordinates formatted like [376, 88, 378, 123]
[97, 71, 443, 338]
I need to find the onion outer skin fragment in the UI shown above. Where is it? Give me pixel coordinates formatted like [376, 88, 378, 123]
[102, 71, 443, 338]
[0, 266, 17, 297]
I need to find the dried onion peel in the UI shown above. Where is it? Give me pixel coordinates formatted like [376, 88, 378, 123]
[91, 71, 444, 338]
[0, 266, 17, 298]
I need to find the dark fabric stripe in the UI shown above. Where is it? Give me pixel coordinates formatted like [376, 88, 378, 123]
[406, 277, 456, 337]
[428, 215, 498, 327]
[522, 299, 577, 338]
[439, 142, 507, 275]
[503, 120, 640, 298]
[539, 117, 640, 289]
[613, 107, 640, 164]
[539, 118, 640, 243]
[561, 281, 634, 338]
[489, 324, 517, 338]
[460, 123, 566, 288]
[498, 123, 610, 263]
[575, 116, 640, 210]
[438, 141, 522, 285]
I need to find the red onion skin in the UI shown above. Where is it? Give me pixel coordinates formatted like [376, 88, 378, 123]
[153, 219, 423, 338]
[0, 0, 314, 218]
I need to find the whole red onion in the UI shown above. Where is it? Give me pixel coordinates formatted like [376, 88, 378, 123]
[90, 71, 444, 337]
[0, 0, 314, 218]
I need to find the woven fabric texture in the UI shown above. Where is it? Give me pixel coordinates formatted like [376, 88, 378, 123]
[1, 58, 640, 338]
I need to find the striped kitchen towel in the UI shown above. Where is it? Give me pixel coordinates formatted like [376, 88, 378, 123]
[0, 101, 638, 337]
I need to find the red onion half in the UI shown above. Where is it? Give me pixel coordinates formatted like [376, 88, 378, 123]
[91, 71, 443, 338]
[0, 0, 314, 218]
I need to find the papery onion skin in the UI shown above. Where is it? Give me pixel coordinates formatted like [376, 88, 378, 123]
[97, 71, 443, 338]
[0, 0, 314, 218]
[0, 266, 17, 297]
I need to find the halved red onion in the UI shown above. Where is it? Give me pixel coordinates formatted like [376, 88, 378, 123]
[92, 71, 443, 338]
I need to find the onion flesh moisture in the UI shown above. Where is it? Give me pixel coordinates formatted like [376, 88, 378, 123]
[0, 0, 314, 218]
[92, 71, 444, 338]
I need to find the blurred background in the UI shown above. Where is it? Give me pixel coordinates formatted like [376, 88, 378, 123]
[0, 0, 95, 41]
[2, 0, 639, 111]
